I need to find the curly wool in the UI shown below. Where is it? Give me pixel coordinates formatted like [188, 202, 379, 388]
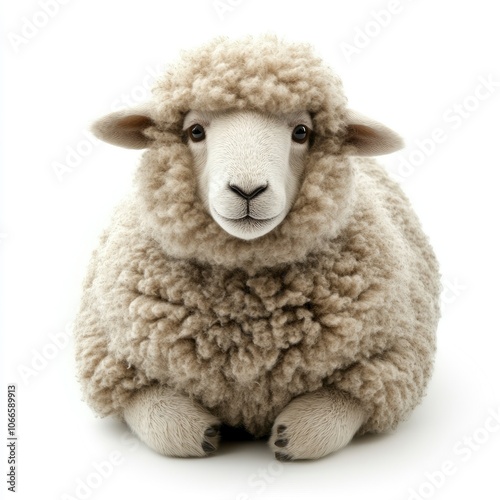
[74, 36, 440, 437]
[139, 35, 352, 270]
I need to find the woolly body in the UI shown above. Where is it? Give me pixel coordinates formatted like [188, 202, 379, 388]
[75, 35, 440, 455]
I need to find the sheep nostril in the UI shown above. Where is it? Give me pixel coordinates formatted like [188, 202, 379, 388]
[229, 184, 268, 200]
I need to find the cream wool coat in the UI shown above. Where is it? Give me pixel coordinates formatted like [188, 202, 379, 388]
[74, 36, 440, 438]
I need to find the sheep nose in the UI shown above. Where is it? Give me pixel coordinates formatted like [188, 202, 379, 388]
[229, 183, 268, 200]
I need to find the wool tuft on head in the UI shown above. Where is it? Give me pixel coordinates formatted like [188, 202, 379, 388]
[75, 35, 439, 461]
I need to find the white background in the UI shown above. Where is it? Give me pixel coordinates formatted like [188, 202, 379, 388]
[1, 0, 499, 499]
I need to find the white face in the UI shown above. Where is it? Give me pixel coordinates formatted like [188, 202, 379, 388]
[183, 109, 313, 240]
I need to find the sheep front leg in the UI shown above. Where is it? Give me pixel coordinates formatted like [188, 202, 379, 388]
[123, 385, 221, 457]
[269, 388, 366, 461]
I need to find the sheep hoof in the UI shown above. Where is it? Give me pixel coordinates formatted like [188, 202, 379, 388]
[274, 438, 288, 448]
[123, 385, 221, 458]
[202, 441, 216, 454]
[204, 425, 221, 438]
[269, 388, 366, 460]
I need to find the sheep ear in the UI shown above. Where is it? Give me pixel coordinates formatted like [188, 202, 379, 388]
[91, 106, 155, 149]
[345, 109, 404, 156]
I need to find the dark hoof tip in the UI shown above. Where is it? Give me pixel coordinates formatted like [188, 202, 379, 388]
[274, 438, 288, 448]
[275, 452, 293, 462]
[204, 425, 220, 438]
[202, 441, 216, 454]
[277, 425, 287, 435]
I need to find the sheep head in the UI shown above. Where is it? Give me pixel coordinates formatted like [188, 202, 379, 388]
[90, 36, 403, 268]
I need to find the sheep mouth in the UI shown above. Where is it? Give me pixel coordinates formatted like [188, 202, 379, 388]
[211, 207, 285, 239]
[214, 211, 279, 225]
[236, 215, 277, 223]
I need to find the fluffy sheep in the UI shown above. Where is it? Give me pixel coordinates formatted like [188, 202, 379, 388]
[74, 35, 440, 461]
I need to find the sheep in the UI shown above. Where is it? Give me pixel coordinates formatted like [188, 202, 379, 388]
[74, 35, 440, 461]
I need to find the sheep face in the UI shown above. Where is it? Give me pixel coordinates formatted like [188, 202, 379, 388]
[183, 110, 313, 240]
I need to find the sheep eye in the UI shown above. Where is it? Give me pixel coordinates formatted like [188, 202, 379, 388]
[188, 124, 206, 142]
[292, 124, 310, 144]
